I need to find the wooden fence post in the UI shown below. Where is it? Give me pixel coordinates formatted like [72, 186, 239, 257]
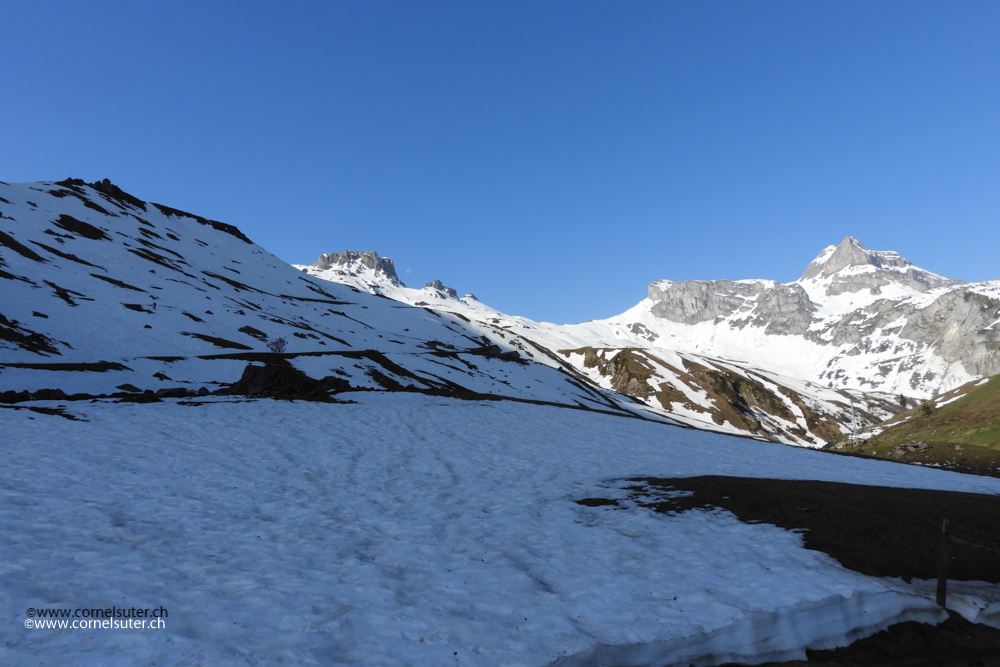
[936, 519, 950, 608]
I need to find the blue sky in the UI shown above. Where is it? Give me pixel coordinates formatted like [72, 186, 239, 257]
[2, 1, 998, 323]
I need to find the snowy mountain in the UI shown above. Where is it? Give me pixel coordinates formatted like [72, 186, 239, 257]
[0, 179, 658, 422]
[6, 180, 1000, 667]
[640, 236, 1000, 392]
[298, 237, 1000, 447]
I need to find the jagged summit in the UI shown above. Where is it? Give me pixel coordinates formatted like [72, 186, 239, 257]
[623, 236, 999, 395]
[424, 279, 458, 299]
[309, 250, 402, 286]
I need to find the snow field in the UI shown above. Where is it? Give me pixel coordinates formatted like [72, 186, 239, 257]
[4, 394, 1000, 666]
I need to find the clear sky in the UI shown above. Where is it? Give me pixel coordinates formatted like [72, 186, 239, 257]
[2, 1, 998, 323]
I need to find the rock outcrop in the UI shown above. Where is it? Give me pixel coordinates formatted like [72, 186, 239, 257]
[310, 251, 402, 285]
[228, 363, 351, 398]
[648, 279, 816, 335]
[800, 236, 963, 294]
[424, 280, 458, 298]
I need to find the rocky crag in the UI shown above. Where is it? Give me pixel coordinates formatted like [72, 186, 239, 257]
[309, 250, 403, 287]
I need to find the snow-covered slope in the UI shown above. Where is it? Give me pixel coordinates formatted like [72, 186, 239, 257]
[0, 179, 649, 420]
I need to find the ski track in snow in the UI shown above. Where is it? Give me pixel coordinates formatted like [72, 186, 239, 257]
[4, 394, 999, 666]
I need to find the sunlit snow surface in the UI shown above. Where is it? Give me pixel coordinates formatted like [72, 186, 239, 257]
[4, 394, 999, 666]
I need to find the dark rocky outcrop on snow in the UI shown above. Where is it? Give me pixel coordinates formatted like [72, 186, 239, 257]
[227, 363, 351, 398]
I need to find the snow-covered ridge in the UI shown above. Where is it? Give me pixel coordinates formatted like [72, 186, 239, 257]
[595, 237, 999, 411]
[3, 176, 995, 447]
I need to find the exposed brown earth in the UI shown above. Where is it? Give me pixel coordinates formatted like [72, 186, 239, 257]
[560, 346, 893, 444]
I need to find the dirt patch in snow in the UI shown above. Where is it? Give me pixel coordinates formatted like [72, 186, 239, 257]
[90, 273, 146, 291]
[0, 404, 87, 420]
[127, 247, 196, 277]
[0, 312, 63, 355]
[30, 240, 101, 267]
[43, 279, 91, 306]
[52, 214, 109, 241]
[180, 332, 254, 350]
[0, 230, 47, 262]
[619, 476, 1000, 583]
[0, 361, 130, 372]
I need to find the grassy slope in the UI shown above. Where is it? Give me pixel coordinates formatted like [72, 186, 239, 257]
[880, 375, 1000, 449]
[840, 375, 1000, 476]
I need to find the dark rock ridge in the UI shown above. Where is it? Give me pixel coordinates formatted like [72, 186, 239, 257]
[54, 178, 253, 244]
[310, 251, 402, 285]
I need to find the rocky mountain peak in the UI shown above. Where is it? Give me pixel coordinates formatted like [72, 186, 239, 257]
[310, 250, 401, 285]
[799, 236, 961, 294]
[800, 236, 913, 281]
[424, 279, 458, 298]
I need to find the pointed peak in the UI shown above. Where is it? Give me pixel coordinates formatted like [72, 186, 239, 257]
[798, 237, 960, 292]
[800, 237, 898, 280]
[424, 279, 458, 299]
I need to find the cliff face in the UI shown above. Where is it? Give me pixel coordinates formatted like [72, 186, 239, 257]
[648, 279, 816, 335]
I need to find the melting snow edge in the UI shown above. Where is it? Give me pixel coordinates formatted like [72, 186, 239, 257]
[549, 591, 946, 667]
